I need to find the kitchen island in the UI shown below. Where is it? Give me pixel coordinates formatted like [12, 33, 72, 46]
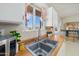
[62, 30, 79, 41]
[63, 30, 79, 37]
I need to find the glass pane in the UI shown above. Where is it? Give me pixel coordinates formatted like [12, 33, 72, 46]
[34, 9, 41, 29]
[25, 5, 33, 30]
[25, 13, 33, 30]
[34, 16, 41, 29]
[27, 14, 33, 28]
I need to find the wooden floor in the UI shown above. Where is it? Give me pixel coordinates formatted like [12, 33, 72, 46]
[16, 35, 64, 56]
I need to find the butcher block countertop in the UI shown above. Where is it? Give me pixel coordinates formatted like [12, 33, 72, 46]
[16, 35, 64, 56]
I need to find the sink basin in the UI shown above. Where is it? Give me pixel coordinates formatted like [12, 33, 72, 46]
[26, 38, 58, 56]
[41, 38, 58, 48]
[26, 42, 53, 56]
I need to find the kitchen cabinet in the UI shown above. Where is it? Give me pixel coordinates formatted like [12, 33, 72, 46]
[52, 7, 58, 28]
[0, 35, 16, 56]
[46, 7, 53, 26]
[0, 40, 7, 56]
[0, 3, 25, 25]
[46, 7, 58, 28]
[10, 39, 16, 56]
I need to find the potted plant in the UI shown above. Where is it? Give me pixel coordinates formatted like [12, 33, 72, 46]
[10, 31, 21, 42]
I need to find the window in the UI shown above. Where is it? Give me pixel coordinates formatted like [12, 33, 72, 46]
[34, 10, 41, 29]
[25, 5, 42, 30]
[25, 5, 33, 30]
[26, 13, 33, 29]
[34, 16, 41, 27]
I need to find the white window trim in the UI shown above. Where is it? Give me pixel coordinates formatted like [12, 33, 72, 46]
[25, 4, 46, 31]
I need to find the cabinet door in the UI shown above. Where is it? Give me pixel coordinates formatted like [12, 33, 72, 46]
[0, 3, 24, 24]
[10, 39, 16, 56]
[52, 8, 58, 27]
[46, 7, 53, 26]
[46, 7, 58, 27]
[0, 45, 5, 56]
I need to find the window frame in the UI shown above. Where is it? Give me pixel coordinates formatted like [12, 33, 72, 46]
[25, 4, 42, 30]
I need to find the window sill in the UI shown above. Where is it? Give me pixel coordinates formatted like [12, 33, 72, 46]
[23, 29, 45, 32]
[23, 29, 38, 32]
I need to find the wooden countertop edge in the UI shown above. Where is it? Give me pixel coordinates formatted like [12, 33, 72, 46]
[51, 35, 64, 56]
[52, 40, 64, 56]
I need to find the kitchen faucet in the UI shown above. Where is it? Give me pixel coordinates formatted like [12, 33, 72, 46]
[38, 20, 41, 42]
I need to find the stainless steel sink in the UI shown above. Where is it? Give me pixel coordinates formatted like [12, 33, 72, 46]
[41, 38, 58, 48]
[26, 39, 57, 56]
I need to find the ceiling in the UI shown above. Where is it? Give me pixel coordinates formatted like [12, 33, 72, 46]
[46, 3, 79, 19]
